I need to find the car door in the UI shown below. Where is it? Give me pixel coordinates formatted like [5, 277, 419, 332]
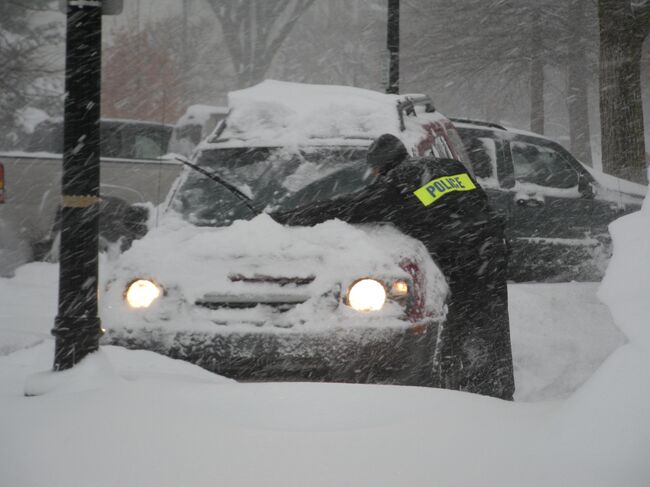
[506, 137, 591, 238]
[456, 127, 514, 223]
[504, 136, 603, 280]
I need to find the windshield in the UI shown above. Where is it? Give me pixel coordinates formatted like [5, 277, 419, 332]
[171, 146, 370, 226]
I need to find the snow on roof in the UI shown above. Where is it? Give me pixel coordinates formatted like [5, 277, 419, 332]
[224, 80, 401, 145]
[213, 80, 440, 149]
[580, 164, 647, 199]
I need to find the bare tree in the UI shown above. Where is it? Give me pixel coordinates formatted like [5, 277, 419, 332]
[403, 0, 598, 160]
[564, 0, 595, 165]
[102, 21, 185, 122]
[403, 0, 561, 133]
[598, 0, 650, 183]
[204, 0, 316, 88]
[0, 1, 62, 148]
[270, 0, 385, 89]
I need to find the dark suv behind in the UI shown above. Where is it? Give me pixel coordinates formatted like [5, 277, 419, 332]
[452, 119, 645, 282]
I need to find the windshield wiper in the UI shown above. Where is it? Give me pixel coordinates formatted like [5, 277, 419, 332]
[174, 155, 262, 216]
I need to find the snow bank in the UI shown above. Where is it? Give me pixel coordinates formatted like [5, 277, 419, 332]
[598, 187, 650, 346]
[510, 282, 625, 401]
[0, 263, 55, 355]
[1, 191, 649, 486]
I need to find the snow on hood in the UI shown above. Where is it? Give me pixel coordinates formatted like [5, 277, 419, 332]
[580, 163, 647, 206]
[101, 213, 448, 331]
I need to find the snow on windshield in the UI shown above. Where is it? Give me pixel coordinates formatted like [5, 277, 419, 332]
[173, 145, 368, 226]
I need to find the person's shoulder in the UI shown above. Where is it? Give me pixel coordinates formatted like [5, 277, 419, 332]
[422, 157, 470, 174]
[385, 159, 424, 188]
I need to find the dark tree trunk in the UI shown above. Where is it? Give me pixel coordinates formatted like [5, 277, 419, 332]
[530, 10, 545, 134]
[598, 0, 648, 183]
[566, 0, 593, 165]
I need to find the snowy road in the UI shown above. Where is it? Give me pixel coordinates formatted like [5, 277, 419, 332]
[0, 261, 625, 401]
[1, 231, 648, 487]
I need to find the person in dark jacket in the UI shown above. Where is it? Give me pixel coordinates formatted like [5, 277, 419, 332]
[273, 134, 515, 400]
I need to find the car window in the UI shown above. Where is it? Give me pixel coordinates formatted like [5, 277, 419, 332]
[277, 163, 369, 210]
[510, 140, 579, 188]
[102, 123, 171, 159]
[444, 125, 471, 165]
[465, 137, 496, 180]
[434, 135, 454, 159]
[133, 134, 164, 159]
[100, 124, 124, 158]
[420, 132, 454, 160]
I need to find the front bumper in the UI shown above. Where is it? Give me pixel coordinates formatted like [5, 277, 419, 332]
[103, 320, 441, 386]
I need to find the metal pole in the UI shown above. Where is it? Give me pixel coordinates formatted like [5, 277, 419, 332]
[386, 0, 400, 94]
[52, 0, 103, 371]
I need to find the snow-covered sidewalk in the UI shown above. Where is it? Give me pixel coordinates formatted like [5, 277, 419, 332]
[1, 218, 648, 486]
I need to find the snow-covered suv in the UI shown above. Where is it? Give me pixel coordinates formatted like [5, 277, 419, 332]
[452, 119, 646, 281]
[100, 81, 472, 385]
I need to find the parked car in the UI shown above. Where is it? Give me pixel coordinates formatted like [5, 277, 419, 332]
[0, 118, 182, 274]
[451, 119, 646, 281]
[168, 104, 229, 157]
[101, 80, 474, 385]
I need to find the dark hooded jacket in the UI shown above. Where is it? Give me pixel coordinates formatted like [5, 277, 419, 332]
[275, 156, 497, 256]
[274, 155, 515, 400]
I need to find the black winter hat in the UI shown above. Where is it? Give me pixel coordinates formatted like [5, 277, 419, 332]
[366, 133, 409, 174]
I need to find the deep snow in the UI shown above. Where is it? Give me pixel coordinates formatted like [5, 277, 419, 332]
[1, 189, 649, 485]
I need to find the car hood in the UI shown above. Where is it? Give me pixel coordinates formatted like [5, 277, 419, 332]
[580, 163, 647, 207]
[101, 213, 448, 331]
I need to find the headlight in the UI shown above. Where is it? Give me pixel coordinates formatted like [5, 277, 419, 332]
[347, 278, 386, 312]
[390, 279, 409, 297]
[125, 279, 161, 309]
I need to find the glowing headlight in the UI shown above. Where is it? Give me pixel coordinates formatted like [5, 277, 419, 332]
[390, 280, 409, 296]
[347, 278, 386, 312]
[125, 279, 161, 309]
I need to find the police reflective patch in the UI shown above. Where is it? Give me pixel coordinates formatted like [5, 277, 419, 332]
[413, 173, 477, 206]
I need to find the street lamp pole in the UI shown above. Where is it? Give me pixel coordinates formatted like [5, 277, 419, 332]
[52, 1, 104, 371]
[386, 0, 400, 94]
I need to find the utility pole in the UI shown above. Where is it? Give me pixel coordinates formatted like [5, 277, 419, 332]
[53, 0, 122, 371]
[386, 0, 400, 94]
